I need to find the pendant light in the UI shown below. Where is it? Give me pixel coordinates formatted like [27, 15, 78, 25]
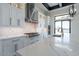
[69, 4, 76, 17]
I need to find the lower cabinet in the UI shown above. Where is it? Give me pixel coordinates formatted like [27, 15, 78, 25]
[2, 39, 15, 56]
[15, 37, 24, 50]
[0, 36, 28, 56]
[23, 37, 30, 47]
[0, 36, 40, 56]
[0, 41, 3, 56]
[29, 36, 39, 44]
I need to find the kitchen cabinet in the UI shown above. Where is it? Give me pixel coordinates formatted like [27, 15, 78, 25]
[23, 37, 30, 47]
[0, 36, 28, 56]
[11, 4, 25, 27]
[11, 4, 17, 26]
[0, 35, 40, 56]
[16, 8, 25, 27]
[29, 36, 39, 44]
[15, 37, 24, 50]
[1, 39, 15, 56]
[0, 3, 25, 27]
[0, 4, 10, 26]
[12, 36, 30, 55]
[0, 41, 3, 56]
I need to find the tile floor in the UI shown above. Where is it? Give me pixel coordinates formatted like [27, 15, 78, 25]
[17, 33, 79, 56]
[49, 33, 79, 56]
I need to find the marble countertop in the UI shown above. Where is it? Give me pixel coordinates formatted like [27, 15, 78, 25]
[0, 34, 28, 40]
[0, 32, 39, 40]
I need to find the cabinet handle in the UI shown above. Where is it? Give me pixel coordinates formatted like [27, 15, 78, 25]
[17, 19, 20, 26]
[14, 44, 18, 52]
[10, 17, 12, 25]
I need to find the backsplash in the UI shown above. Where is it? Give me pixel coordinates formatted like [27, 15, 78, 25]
[23, 22, 37, 33]
[0, 22, 37, 37]
[0, 27, 24, 36]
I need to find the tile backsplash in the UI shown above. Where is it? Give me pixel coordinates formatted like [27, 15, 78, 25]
[0, 27, 24, 36]
[0, 22, 37, 36]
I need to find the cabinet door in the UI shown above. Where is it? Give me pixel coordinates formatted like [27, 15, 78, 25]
[2, 39, 15, 56]
[11, 4, 17, 26]
[16, 8, 25, 27]
[23, 37, 30, 47]
[29, 36, 39, 45]
[17, 39, 24, 50]
[0, 41, 3, 56]
[0, 3, 10, 26]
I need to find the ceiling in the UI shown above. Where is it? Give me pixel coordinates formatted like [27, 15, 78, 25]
[48, 3, 59, 7]
[42, 3, 74, 11]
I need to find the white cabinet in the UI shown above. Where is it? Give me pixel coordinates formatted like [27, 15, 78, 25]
[0, 4, 10, 26]
[0, 41, 3, 56]
[0, 36, 29, 56]
[29, 36, 39, 45]
[11, 4, 25, 27]
[16, 8, 25, 27]
[11, 4, 17, 26]
[12, 36, 28, 53]
[16, 38, 24, 50]
[1, 39, 15, 56]
[0, 3, 25, 27]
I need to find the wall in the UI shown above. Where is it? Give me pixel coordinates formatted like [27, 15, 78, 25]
[71, 4, 79, 43]
[0, 27, 24, 37]
[49, 4, 79, 43]
[23, 22, 37, 33]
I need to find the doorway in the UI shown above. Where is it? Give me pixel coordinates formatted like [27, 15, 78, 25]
[54, 15, 71, 37]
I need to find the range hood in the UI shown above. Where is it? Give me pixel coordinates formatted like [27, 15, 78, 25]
[25, 3, 38, 23]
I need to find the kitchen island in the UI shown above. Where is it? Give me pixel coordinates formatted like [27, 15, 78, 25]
[16, 39, 53, 56]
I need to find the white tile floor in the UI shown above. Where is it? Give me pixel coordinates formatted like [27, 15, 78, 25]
[49, 33, 79, 56]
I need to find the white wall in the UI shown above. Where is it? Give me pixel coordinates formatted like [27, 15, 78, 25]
[50, 4, 79, 43]
[71, 4, 79, 43]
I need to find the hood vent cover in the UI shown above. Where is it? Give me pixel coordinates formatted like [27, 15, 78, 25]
[25, 3, 35, 22]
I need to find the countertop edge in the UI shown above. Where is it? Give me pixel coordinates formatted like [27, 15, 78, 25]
[0, 34, 28, 40]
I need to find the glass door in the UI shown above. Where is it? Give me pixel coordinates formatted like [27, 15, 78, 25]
[54, 20, 71, 36]
[62, 20, 71, 39]
[62, 21, 70, 33]
[54, 21, 62, 35]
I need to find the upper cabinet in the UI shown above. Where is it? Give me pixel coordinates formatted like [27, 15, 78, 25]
[25, 3, 38, 23]
[0, 4, 10, 26]
[0, 3, 25, 27]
